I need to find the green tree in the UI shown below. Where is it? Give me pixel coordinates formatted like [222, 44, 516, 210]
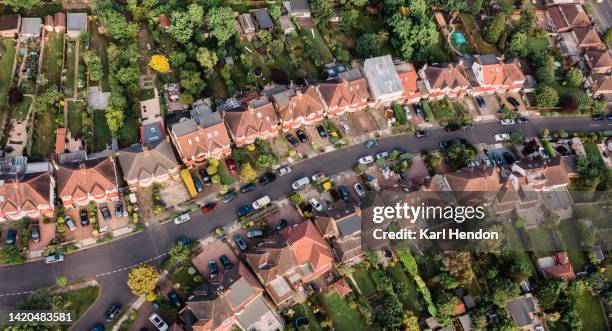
[534, 279, 567, 310]
[445, 142, 477, 170]
[510, 130, 525, 143]
[603, 28, 612, 48]
[231, 147, 249, 164]
[533, 54, 556, 85]
[168, 243, 190, 266]
[436, 292, 458, 326]
[196, 47, 218, 71]
[356, 33, 381, 58]
[311, 0, 334, 26]
[440, 251, 475, 286]
[105, 106, 125, 136]
[239, 163, 257, 183]
[567, 89, 592, 111]
[0, 245, 25, 265]
[433, 273, 460, 290]
[127, 264, 159, 296]
[386, 7, 438, 61]
[82, 50, 103, 82]
[484, 14, 507, 44]
[565, 67, 583, 87]
[516, 9, 535, 35]
[374, 293, 403, 329]
[3, 0, 41, 11]
[491, 278, 520, 307]
[180, 70, 205, 95]
[535, 85, 559, 108]
[168, 11, 195, 44]
[206, 7, 237, 45]
[270, 4, 283, 20]
[99, 8, 138, 42]
[340, 9, 359, 32]
[55, 276, 68, 288]
[471, 0, 484, 15]
[32, 85, 60, 113]
[508, 32, 527, 58]
[169, 51, 187, 68]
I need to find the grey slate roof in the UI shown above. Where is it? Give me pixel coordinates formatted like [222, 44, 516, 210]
[362, 55, 403, 98]
[116, 140, 178, 182]
[337, 213, 361, 238]
[251, 9, 273, 29]
[289, 0, 310, 12]
[142, 122, 165, 144]
[506, 295, 537, 328]
[67, 13, 87, 32]
[171, 118, 199, 137]
[20, 17, 41, 36]
[235, 295, 273, 328]
[190, 99, 223, 127]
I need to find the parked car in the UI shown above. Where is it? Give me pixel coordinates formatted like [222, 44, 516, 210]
[358, 155, 374, 164]
[475, 96, 486, 108]
[339, 121, 351, 133]
[592, 113, 604, 121]
[503, 152, 516, 164]
[292, 177, 310, 190]
[105, 304, 121, 322]
[168, 291, 182, 308]
[80, 210, 89, 226]
[275, 218, 288, 231]
[607, 114, 612, 121]
[414, 104, 423, 116]
[222, 191, 238, 204]
[31, 226, 40, 243]
[258, 172, 276, 186]
[90, 323, 105, 331]
[415, 130, 431, 138]
[285, 134, 299, 146]
[316, 125, 328, 138]
[247, 229, 264, 238]
[339, 186, 351, 202]
[5, 229, 16, 245]
[354, 183, 366, 198]
[45, 253, 64, 264]
[516, 117, 529, 124]
[201, 202, 218, 213]
[173, 213, 191, 225]
[311, 171, 326, 182]
[402, 105, 412, 119]
[507, 96, 520, 108]
[199, 170, 212, 186]
[65, 216, 77, 231]
[178, 237, 192, 246]
[233, 234, 248, 251]
[494, 133, 510, 142]
[309, 198, 324, 212]
[236, 205, 254, 217]
[364, 139, 379, 148]
[277, 166, 292, 176]
[296, 129, 308, 143]
[225, 158, 238, 173]
[100, 205, 112, 221]
[500, 119, 515, 126]
[193, 177, 203, 192]
[461, 122, 474, 130]
[445, 124, 461, 132]
[208, 260, 218, 277]
[148, 313, 169, 331]
[252, 195, 270, 209]
[240, 183, 257, 193]
[219, 255, 233, 269]
[115, 203, 124, 218]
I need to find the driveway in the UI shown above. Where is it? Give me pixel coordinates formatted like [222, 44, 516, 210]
[349, 111, 378, 135]
[499, 92, 527, 113]
[473, 94, 501, 120]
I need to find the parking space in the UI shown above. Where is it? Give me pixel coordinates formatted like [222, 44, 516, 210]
[262, 200, 304, 231]
[473, 94, 501, 120]
[498, 92, 527, 113]
[348, 111, 378, 135]
[28, 220, 55, 252]
[191, 240, 239, 279]
[485, 147, 517, 165]
[63, 208, 95, 242]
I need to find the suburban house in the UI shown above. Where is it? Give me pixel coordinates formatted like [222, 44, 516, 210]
[245, 221, 333, 308]
[362, 55, 404, 105]
[272, 86, 326, 131]
[284, 0, 311, 18]
[444, 166, 502, 205]
[573, 27, 606, 51]
[170, 112, 232, 167]
[179, 262, 283, 331]
[278, 15, 295, 35]
[0, 161, 54, 222]
[538, 251, 576, 281]
[419, 61, 471, 100]
[66, 13, 87, 38]
[0, 14, 20, 38]
[491, 172, 541, 217]
[55, 156, 119, 207]
[223, 96, 280, 146]
[585, 73, 612, 98]
[250, 8, 273, 31]
[314, 205, 363, 264]
[317, 69, 369, 118]
[511, 156, 570, 191]
[584, 50, 612, 74]
[19, 17, 42, 40]
[544, 4, 590, 33]
[505, 294, 544, 330]
[396, 62, 422, 104]
[469, 55, 526, 95]
[116, 139, 179, 191]
[238, 14, 256, 40]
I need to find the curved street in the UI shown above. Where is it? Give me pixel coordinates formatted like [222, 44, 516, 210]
[0, 117, 608, 329]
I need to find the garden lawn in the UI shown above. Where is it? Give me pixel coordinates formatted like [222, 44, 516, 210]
[206, 73, 228, 99]
[316, 293, 368, 331]
[169, 264, 203, 295]
[459, 14, 497, 54]
[140, 88, 154, 101]
[0, 38, 16, 114]
[575, 289, 607, 331]
[58, 285, 99, 329]
[64, 41, 76, 97]
[504, 224, 538, 276]
[301, 28, 334, 64]
[387, 264, 424, 313]
[89, 20, 110, 91]
[30, 106, 57, 157]
[285, 34, 319, 78]
[351, 267, 377, 297]
[9, 96, 32, 120]
[584, 143, 606, 167]
[527, 227, 557, 256]
[525, 37, 548, 55]
[291, 303, 323, 331]
[42, 32, 64, 85]
[557, 220, 588, 272]
[428, 34, 452, 63]
[67, 100, 83, 138]
[93, 110, 111, 152]
[574, 204, 610, 228]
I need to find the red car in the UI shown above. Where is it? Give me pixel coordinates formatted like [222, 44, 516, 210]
[201, 202, 218, 213]
[225, 158, 238, 173]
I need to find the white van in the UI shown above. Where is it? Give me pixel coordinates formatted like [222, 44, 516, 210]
[291, 177, 310, 190]
[252, 195, 271, 210]
[173, 213, 191, 225]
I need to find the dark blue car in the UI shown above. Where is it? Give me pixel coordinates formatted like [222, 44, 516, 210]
[193, 177, 203, 192]
[339, 186, 350, 202]
[223, 191, 238, 204]
[236, 205, 253, 217]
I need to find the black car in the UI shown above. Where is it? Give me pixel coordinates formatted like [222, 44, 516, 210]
[415, 130, 431, 138]
[115, 203, 124, 218]
[285, 134, 299, 146]
[607, 114, 612, 121]
[316, 125, 328, 138]
[222, 191, 238, 204]
[105, 304, 121, 322]
[5, 229, 16, 245]
[199, 170, 212, 186]
[461, 122, 474, 130]
[219, 255, 233, 269]
[592, 113, 605, 121]
[208, 260, 218, 277]
[556, 146, 570, 156]
[80, 210, 89, 226]
[168, 291, 182, 308]
[276, 218, 288, 231]
[503, 152, 516, 164]
[413, 104, 423, 116]
[445, 124, 461, 132]
[240, 183, 257, 193]
[516, 117, 529, 124]
[507, 96, 520, 107]
[258, 172, 276, 186]
[90, 324, 105, 331]
[296, 129, 308, 143]
[475, 96, 486, 108]
[236, 205, 254, 217]
[100, 205, 112, 221]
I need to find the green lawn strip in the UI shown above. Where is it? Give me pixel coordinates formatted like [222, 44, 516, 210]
[0, 38, 16, 115]
[301, 28, 334, 64]
[89, 20, 111, 92]
[93, 109, 111, 152]
[351, 267, 377, 297]
[428, 34, 452, 63]
[496, 0, 515, 12]
[504, 224, 538, 276]
[42, 32, 64, 86]
[30, 107, 57, 157]
[140, 88, 155, 101]
[9, 96, 32, 120]
[67, 100, 83, 138]
[527, 227, 557, 256]
[206, 72, 228, 99]
[316, 293, 368, 331]
[575, 289, 607, 331]
[59, 286, 99, 323]
[168, 264, 203, 295]
[525, 36, 548, 55]
[584, 143, 606, 168]
[64, 41, 76, 97]
[290, 303, 324, 331]
[387, 264, 425, 313]
[557, 220, 588, 272]
[573, 204, 610, 228]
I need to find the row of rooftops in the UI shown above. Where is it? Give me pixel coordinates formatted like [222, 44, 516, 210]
[0, 13, 87, 38]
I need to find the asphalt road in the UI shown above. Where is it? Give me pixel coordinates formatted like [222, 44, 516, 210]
[0, 117, 607, 330]
[589, 0, 612, 30]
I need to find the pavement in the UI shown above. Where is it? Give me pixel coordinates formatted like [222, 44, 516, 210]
[0, 117, 608, 330]
[588, 0, 612, 30]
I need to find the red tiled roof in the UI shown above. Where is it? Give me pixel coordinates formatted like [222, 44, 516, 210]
[318, 77, 369, 110]
[57, 157, 117, 202]
[55, 128, 66, 154]
[277, 86, 326, 124]
[174, 122, 232, 161]
[0, 172, 52, 218]
[279, 221, 333, 279]
[422, 62, 470, 90]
